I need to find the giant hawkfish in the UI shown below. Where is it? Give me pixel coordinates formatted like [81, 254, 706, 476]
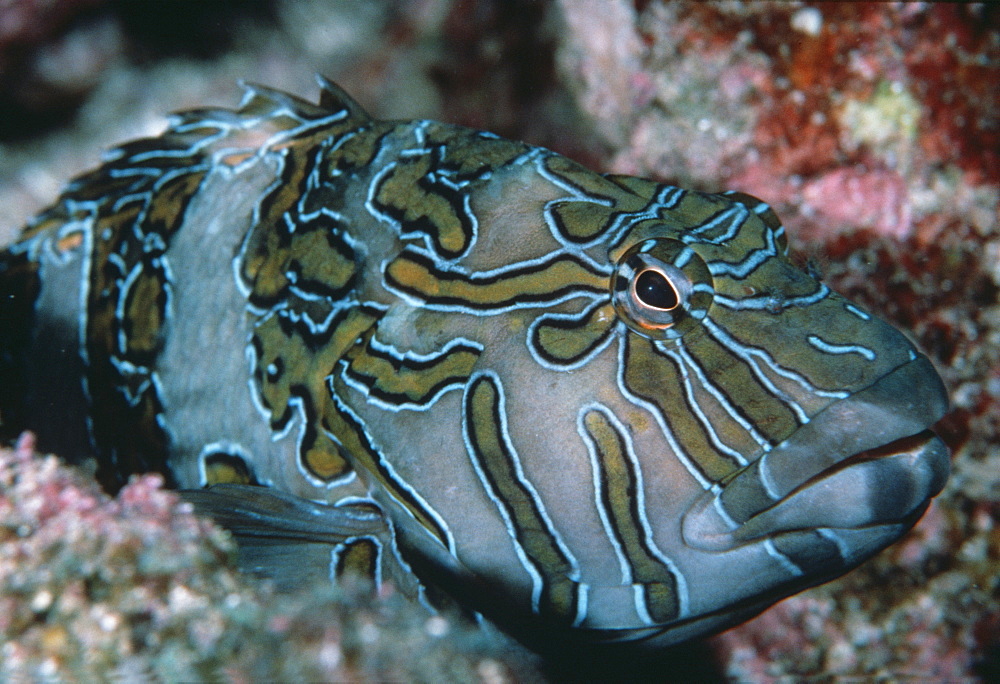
[0, 78, 950, 652]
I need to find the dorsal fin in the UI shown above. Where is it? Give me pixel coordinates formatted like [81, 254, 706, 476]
[315, 73, 372, 122]
[237, 80, 333, 120]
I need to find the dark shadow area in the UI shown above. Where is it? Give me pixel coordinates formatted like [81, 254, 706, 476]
[109, 0, 278, 60]
[538, 638, 726, 684]
[0, 0, 278, 141]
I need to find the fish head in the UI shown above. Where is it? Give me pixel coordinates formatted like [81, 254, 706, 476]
[391, 184, 950, 649]
[327, 146, 949, 649]
[554, 189, 951, 646]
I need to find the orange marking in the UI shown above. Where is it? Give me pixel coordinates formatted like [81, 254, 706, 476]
[219, 151, 256, 166]
[55, 230, 84, 253]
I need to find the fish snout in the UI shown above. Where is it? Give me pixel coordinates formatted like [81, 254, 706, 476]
[681, 352, 950, 572]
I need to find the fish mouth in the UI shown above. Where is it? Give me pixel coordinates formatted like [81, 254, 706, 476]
[682, 353, 951, 554]
[719, 427, 949, 549]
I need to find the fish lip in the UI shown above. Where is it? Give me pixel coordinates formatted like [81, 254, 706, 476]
[753, 426, 949, 533]
[827, 428, 946, 482]
[755, 353, 950, 504]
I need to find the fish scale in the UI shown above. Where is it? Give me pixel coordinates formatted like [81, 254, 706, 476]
[0, 77, 950, 653]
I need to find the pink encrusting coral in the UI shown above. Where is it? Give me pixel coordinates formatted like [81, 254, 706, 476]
[0, 434, 540, 682]
[556, 1, 998, 244]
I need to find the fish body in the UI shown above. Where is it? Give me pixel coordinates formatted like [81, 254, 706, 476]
[0, 79, 949, 651]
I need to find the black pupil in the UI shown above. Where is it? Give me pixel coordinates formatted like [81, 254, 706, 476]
[635, 269, 679, 310]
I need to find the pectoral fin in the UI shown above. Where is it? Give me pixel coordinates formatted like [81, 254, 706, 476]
[181, 484, 390, 589]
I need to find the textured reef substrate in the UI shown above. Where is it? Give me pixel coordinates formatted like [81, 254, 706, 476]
[0, 434, 542, 682]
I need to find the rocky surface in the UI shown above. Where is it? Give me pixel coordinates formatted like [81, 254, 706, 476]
[0, 434, 542, 682]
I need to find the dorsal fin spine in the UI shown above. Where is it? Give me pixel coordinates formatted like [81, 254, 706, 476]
[315, 73, 372, 122]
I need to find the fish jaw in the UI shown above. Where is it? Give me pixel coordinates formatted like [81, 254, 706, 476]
[666, 353, 949, 623]
[703, 429, 949, 550]
[683, 353, 949, 544]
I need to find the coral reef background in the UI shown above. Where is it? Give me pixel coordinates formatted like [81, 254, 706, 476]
[1, 1, 997, 681]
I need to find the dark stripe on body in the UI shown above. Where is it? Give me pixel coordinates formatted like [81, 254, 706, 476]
[580, 405, 680, 624]
[463, 372, 581, 623]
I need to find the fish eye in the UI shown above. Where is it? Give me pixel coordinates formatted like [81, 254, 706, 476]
[612, 238, 713, 340]
[633, 268, 680, 311]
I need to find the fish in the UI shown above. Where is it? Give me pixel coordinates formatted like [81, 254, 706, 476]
[0, 77, 950, 653]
